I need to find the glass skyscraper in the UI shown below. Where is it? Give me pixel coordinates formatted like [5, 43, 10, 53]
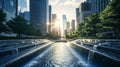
[89, 0, 110, 13]
[48, 5, 52, 33]
[0, 0, 18, 20]
[30, 0, 48, 36]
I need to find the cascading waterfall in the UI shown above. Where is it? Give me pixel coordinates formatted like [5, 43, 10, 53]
[87, 44, 98, 66]
[87, 50, 94, 65]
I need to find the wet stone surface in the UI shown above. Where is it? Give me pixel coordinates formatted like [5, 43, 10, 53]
[23, 42, 88, 67]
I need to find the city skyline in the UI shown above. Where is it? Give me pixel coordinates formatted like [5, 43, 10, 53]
[19, 0, 86, 21]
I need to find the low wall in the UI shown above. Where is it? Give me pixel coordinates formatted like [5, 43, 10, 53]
[4, 43, 53, 67]
[71, 43, 120, 67]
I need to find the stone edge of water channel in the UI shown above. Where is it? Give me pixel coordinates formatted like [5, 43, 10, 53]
[3, 42, 54, 67]
[71, 42, 120, 67]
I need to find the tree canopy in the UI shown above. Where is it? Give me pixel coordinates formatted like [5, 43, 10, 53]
[0, 9, 9, 32]
[100, 0, 120, 33]
[7, 16, 28, 36]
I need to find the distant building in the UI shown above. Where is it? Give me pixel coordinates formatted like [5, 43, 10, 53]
[48, 5, 52, 33]
[71, 19, 75, 32]
[66, 21, 70, 30]
[66, 21, 71, 34]
[76, 8, 80, 27]
[0, 0, 18, 20]
[20, 11, 30, 21]
[88, 0, 110, 13]
[30, 0, 49, 36]
[51, 14, 59, 35]
[79, 1, 92, 23]
[77, 0, 110, 24]
[52, 14, 57, 24]
[76, 8, 81, 29]
[62, 15, 67, 35]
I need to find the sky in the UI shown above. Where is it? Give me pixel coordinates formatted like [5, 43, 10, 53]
[19, 0, 86, 21]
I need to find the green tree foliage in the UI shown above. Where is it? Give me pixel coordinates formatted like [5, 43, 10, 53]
[100, 0, 120, 33]
[0, 9, 9, 32]
[81, 13, 101, 37]
[7, 16, 42, 37]
[7, 16, 28, 36]
[0, 9, 6, 23]
[66, 13, 102, 38]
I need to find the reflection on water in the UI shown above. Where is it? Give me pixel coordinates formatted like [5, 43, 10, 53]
[23, 42, 88, 67]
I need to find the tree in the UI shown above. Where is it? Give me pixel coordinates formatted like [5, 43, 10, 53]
[7, 16, 28, 37]
[100, 0, 120, 34]
[80, 13, 101, 37]
[0, 9, 6, 23]
[0, 9, 9, 32]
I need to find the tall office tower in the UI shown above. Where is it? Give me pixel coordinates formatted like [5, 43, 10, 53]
[87, 0, 110, 13]
[71, 19, 76, 32]
[51, 14, 58, 35]
[76, 8, 80, 28]
[30, 0, 48, 36]
[52, 14, 57, 23]
[62, 15, 67, 35]
[0, 0, 18, 20]
[48, 5, 52, 33]
[79, 1, 92, 23]
[66, 21, 71, 34]
[15, 0, 18, 16]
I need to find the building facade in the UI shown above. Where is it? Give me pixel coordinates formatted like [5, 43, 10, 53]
[71, 19, 75, 32]
[48, 5, 52, 33]
[66, 21, 71, 34]
[88, 0, 110, 13]
[0, 0, 18, 20]
[76, 8, 80, 28]
[62, 15, 67, 35]
[79, 1, 92, 23]
[51, 14, 58, 35]
[30, 0, 48, 36]
[20, 11, 30, 21]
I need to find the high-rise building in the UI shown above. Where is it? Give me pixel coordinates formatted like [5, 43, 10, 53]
[66, 21, 70, 30]
[49, 5, 52, 23]
[71, 19, 75, 32]
[0, 0, 18, 20]
[52, 14, 57, 24]
[30, 0, 48, 36]
[51, 14, 58, 35]
[79, 1, 92, 23]
[66, 21, 71, 34]
[48, 5, 52, 33]
[76, 8, 80, 28]
[62, 15, 67, 35]
[20, 11, 30, 21]
[77, 0, 110, 24]
[87, 0, 110, 13]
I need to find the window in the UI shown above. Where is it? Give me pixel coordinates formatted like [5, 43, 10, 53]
[10, 0, 14, 6]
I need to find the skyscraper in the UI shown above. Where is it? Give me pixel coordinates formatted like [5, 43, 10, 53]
[62, 15, 67, 35]
[51, 14, 58, 35]
[88, 0, 110, 13]
[52, 14, 57, 24]
[30, 0, 48, 36]
[0, 0, 18, 20]
[79, 1, 92, 23]
[71, 19, 75, 32]
[76, 8, 80, 28]
[48, 5, 52, 33]
[66, 21, 71, 34]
